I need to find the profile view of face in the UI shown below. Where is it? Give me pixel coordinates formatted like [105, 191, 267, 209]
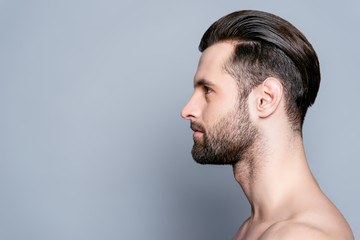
[181, 42, 258, 165]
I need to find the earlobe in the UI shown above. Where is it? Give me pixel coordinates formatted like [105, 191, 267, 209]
[256, 77, 283, 118]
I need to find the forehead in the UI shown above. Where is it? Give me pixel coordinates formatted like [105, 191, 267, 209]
[194, 41, 236, 84]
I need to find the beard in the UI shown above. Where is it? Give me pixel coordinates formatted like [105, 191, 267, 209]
[191, 100, 258, 165]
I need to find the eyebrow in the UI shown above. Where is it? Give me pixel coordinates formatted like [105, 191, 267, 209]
[194, 79, 215, 88]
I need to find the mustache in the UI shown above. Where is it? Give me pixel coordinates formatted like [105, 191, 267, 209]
[190, 121, 206, 133]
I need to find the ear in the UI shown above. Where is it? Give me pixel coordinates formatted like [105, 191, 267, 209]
[255, 77, 283, 118]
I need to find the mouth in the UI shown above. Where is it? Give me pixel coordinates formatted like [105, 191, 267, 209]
[193, 130, 203, 137]
[191, 126, 202, 132]
[191, 123, 204, 138]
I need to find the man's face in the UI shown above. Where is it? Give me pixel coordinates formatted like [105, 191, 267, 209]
[181, 42, 258, 165]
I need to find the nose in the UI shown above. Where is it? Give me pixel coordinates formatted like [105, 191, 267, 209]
[181, 93, 201, 120]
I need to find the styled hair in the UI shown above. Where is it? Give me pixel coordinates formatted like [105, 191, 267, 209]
[199, 10, 321, 131]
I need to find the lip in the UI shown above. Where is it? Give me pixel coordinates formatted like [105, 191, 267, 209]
[191, 126, 200, 132]
[191, 126, 203, 137]
[190, 122, 205, 138]
[193, 130, 203, 138]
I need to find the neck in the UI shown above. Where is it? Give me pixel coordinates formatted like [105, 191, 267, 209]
[232, 131, 320, 222]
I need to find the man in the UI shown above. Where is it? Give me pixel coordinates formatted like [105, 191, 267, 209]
[181, 10, 354, 240]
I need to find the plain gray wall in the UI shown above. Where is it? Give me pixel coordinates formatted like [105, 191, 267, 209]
[0, 0, 359, 239]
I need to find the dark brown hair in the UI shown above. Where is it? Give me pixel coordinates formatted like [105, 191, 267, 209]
[199, 10, 321, 131]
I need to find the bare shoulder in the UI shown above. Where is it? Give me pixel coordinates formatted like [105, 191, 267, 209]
[259, 221, 327, 240]
[259, 221, 354, 240]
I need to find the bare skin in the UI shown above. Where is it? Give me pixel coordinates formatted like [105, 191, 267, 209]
[181, 42, 354, 240]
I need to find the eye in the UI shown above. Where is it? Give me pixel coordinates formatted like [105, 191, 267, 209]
[204, 86, 213, 94]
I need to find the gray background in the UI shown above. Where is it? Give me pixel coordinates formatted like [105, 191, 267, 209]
[0, 0, 359, 239]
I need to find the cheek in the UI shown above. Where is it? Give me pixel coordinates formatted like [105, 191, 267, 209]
[201, 106, 218, 123]
[202, 104, 227, 125]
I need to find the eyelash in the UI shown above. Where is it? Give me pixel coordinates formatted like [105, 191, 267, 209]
[204, 86, 213, 94]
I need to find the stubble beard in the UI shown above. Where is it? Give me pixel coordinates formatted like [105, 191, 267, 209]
[191, 101, 258, 165]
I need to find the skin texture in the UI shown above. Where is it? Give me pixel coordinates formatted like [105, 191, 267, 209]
[181, 42, 354, 240]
